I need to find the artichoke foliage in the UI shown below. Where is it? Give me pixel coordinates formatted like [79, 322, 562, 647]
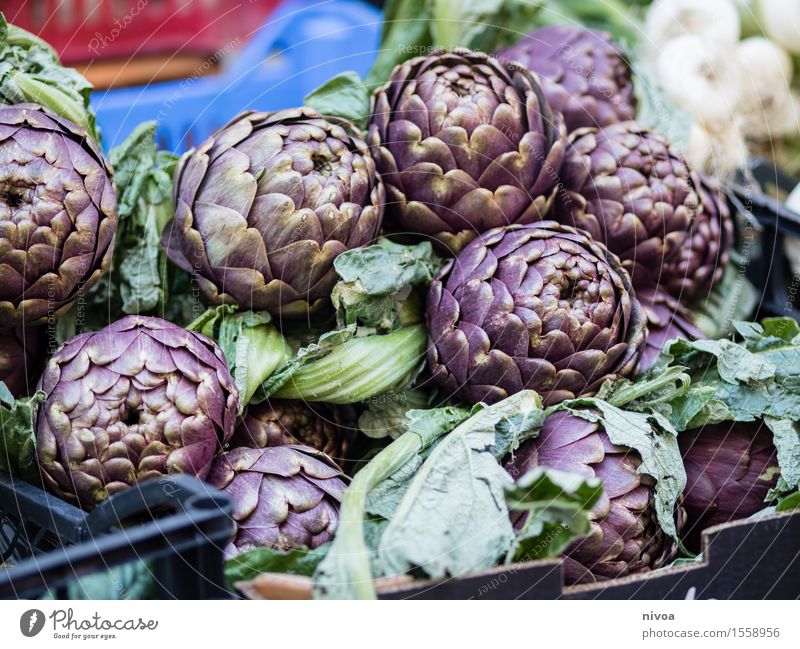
[506, 410, 683, 584]
[368, 48, 567, 254]
[209, 444, 347, 557]
[427, 221, 647, 407]
[164, 107, 384, 317]
[0, 103, 117, 326]
[555, 121, 700, 288]
[36, 315, 239, 508]
[497, 25, 636, 134]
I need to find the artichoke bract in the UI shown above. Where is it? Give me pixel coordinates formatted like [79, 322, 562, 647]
[497, 25, 636, 134]
[208, 444, 347, 557]
[680, 421, 778, 551]
[368, 49, 567, 254]
[426, 221, 646, 406]
[164, 108, 384, 317]
[0, 104, 117, 326]
[0, 325, 46, 398]
[555, 121, 699, 288]
[506, 411, 682, 584]
[637, 285, 706, 371]
[660, 175, 733, 303]
[36, 315, 239, 508]
[232, 400, 351, 463]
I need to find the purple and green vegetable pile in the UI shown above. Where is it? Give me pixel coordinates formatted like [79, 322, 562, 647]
[0, 0, 798, 599]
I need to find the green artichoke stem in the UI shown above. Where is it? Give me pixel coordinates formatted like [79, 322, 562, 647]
[314, 429, 430, 599]
[12, 73, 90, 133]
[605, 366, 691, 409]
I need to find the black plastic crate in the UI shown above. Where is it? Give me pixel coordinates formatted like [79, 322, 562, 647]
[730, 159, 800, 321]
[0, 472, 234, 599]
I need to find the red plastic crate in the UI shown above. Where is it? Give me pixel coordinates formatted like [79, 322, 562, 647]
[4, 0, 280, 64]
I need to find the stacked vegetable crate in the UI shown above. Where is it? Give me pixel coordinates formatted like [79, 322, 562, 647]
[2, 0, 800, 601]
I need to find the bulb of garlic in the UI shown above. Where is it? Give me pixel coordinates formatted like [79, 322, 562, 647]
[645, 0, 741, 56]
[657, 35, 743, 126]
[759, 0, 800, 54]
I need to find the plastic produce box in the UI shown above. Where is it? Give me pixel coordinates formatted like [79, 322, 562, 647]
[4, 0, 281, 65]
[0, 473, 234, 599]
[89, 0, 382, 152]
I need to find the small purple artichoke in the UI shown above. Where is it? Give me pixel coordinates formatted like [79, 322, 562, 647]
[36, 315, 239, 509]
[555, 121, 700, 288]
[0, 104, 117, 326]
[506, 410, 683, 584]
[368, 48, 567, 254]
[660, 174, 734, 303]
[232, 400, 352, 463]
[164, 108, 384, 317]
[637, 285, 707, 371]
[680, 421, 778, 551]
[426, 221, 647, 407]
[497, 25, 636, 133]
[208, 444, 347, 557]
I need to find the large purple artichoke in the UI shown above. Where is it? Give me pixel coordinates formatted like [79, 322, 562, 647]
[368, 49, 567, 254]
[506, 410, 683, 584]
[0, 103, 117, 326]
[163, 108, 383, 317]
[497, 25, 636, 133]
[680, 421, 778, 551]
[555, 121, 700, 288]
[637, 285, 707, 371]
[0, 326, 46, 398]
[208, 444, 347, 557]
[36, 316, 239, 509]
[232, 400, 352, 463]
[660, 175, 733, 303]
[426, 221, 647, 407]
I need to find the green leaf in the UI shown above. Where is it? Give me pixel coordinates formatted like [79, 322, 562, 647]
[357, 388, 435, 439]
[776, 491, 800, 512]
[764, 417, 800, 492]
[0, 13, 98, 141]
[305, 71, 371, 130]
[560, 399, 686, 542]
[0, 384, 44, 481]
[376, 391, 544, 580]
[225, 545, 329, 591]
[632, 60, 693, 151]
[431, 0, 504, 50]
[332, 239, 442, 331]
[505, 467, 603, 562]
[365, 0, 433, 86]
[187, 306, 291, 409]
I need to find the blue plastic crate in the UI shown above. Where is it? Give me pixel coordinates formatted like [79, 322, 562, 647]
[90, 0, 382, 153]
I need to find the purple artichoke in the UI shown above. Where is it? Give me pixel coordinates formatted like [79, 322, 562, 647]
[0, 103, 117, 326]
[164, 108, 384, 317]
[506, 410, 683, 584]
[497, 25, 636, 133]
[0, 326, 46, 398]
[232, 400, 352, 463]
[555, 121, 700, 288]
[208, 444, 347, 557]
[368, 48, 567, 254]
[680, 421, 778, 551]
[660, 174, 733, 303]
[637, 285, 707, 371]
[36, 315, 239, 509]
[426, 221, 647, 407]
